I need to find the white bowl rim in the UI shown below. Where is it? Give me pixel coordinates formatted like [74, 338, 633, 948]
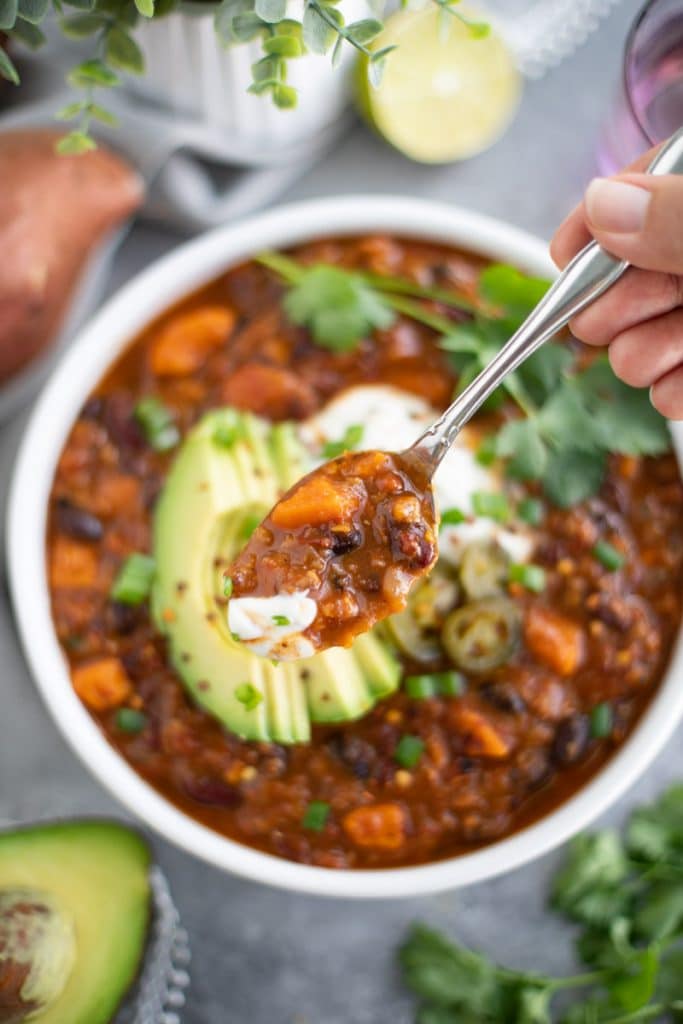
[7, 194, 683, 899]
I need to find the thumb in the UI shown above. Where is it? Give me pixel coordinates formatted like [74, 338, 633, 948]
[583, 172, 683, 273]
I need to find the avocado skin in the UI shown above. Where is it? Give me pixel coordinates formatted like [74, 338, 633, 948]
[152, 408, 401, 743]
[0, 820, 150, 1024]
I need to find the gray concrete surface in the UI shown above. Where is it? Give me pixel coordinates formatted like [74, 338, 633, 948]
[2, 2, 682, 1020]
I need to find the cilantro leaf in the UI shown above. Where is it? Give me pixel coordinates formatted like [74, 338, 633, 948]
[497, 419, 548, 480]
[635, 883, 683, 943]
[582, 359, 671, 457]
[542, 448, 607, 508]
[627, 785, 683, 865]
[399, 925, 510, 1018]
[284, 264, 394, 351]
[479, 264, 550, 317]
[552, 831, 630, 923]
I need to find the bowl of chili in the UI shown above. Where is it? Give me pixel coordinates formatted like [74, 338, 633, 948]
[6, 195, 683, 898]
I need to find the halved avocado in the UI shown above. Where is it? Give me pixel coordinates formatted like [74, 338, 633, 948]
[151, 408, 401, 743]
[0, 820, 150, 1024]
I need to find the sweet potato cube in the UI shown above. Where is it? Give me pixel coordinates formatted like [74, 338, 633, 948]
[272, 476, 362, 529]
[72, 658, 132, 711]
[451, 706, 510, 759]
[49, 537, 98, 588]
[524, 605, 585, 676]
[150, 306, 235, 376]
[342, 803, 406, 850]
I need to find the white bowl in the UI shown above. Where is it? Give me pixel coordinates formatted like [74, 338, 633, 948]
[7, 196, 683, 898]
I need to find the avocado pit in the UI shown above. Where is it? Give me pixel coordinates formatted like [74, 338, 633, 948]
[0, 889, 76, 1023]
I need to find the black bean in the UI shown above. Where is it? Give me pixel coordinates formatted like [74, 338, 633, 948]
[106, 602, 141, 636]
[55, 499, 103, 542]
[81, 396, 104, 420]
[103, 393, 145, 451]
[183, 777, 242, 808]
[551, 714, 590, 767]
[480, 682, 526, 715]
[330, 528, 362, 556]
[327, 732, 374, 779]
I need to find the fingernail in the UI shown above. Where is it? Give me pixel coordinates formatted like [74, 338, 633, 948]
[585, 178, 651, 233]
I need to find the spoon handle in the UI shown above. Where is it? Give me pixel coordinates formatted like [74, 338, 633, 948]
[416, 126, 683, 468]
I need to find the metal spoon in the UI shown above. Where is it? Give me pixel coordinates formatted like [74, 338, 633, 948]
[414, 126, 683, 471]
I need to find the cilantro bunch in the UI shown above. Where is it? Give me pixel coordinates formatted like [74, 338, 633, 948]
[400, 786, 683, 1023]
[259, 251, 670, 509]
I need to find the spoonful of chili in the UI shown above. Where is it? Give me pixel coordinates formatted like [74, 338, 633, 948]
[228, 128, 683, 662]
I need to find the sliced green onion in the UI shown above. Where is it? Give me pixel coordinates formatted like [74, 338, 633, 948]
[395, 735, 425, 769]
[110, 553, 155, 605]
[440, 507, 466, 529]
[476, 434, 498, 467]
[472, 491, 511, 523]
[509, 563, 546, 593]
[593, 540, 626, 572]
[590, 702, 613, 738]
[435, 670, 466, 697]
[405, 674, 438, 699]
[115, 708, 147, 734]
[235, 682, 263, 711]
[272, 614, 290, 626]
[223, 576, 234, 598]
[405, 671, 466, 699]
[517, 497, 544, 526]
[230, 632, 242, 644]
[322, 424, 364, 459]
[134, 397, 179, 452]
[302, 801, 331, 831]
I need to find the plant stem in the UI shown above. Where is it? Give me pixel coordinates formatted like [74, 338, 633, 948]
[360, 271, 476, 313]
[307, 0, 374, 58]
[381, 294, 458, 335]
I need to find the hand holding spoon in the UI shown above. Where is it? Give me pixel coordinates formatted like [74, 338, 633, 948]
[228, 128, 683, 661]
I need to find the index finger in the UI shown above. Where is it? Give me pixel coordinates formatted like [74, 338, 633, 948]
[549, 144, 662, 269]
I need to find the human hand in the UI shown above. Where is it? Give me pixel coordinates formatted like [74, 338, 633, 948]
[551, 145, 683, 419]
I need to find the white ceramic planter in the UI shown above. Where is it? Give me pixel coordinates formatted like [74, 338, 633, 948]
[7, 196, 683, 899]
[130, 1, 367, 151]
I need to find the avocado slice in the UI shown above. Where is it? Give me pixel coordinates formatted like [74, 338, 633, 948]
[0, 820, 150, 1024]
[151, 408, 401, 743]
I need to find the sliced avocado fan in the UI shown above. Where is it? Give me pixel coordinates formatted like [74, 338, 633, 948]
[151, 408, 400, 744]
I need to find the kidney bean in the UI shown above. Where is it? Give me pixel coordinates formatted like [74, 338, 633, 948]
[55, 499, 103, 542]
[551, 715, 589, 767]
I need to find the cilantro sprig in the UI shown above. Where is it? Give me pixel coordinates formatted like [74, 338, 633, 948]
[400, 785, 683, 1023]
[259, 251, 670, 509]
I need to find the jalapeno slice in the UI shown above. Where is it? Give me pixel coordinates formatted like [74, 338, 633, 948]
[441, 597, 521, 673]
[459, 541, 510, 601]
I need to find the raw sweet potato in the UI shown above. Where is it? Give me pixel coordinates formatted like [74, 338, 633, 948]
[0, 129, 143, 383]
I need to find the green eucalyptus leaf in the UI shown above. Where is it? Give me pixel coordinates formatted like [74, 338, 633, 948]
[254, 0, 285, 21]
[345, 16, 382, 43]
[61, 0, 96, 12]
[232, 10, 265, 40]
[88, 101, 118, 124]
[263, 33, 302, 56]
[55, 99, 86, 119]
[0, 44, 19, 82]
[56, 130, 97, 154]
[10, 15, 45, 45]
[302, 4, 335, 54]
[16, 0, 47, 24]
[251, 53, 278, 81]
[105, 26, 145, 73]
[68, 57, 120, 86]
[134, 0, 153, 16]
[0, 0, 18, 31]
[60, 12, 104, 36]
[247, 78, 276, 94]
[367, 53, 386, 86]
[273, 82, 297, 107]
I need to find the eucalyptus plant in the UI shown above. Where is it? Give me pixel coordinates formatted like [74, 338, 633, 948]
[0, 0, 486, 151]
